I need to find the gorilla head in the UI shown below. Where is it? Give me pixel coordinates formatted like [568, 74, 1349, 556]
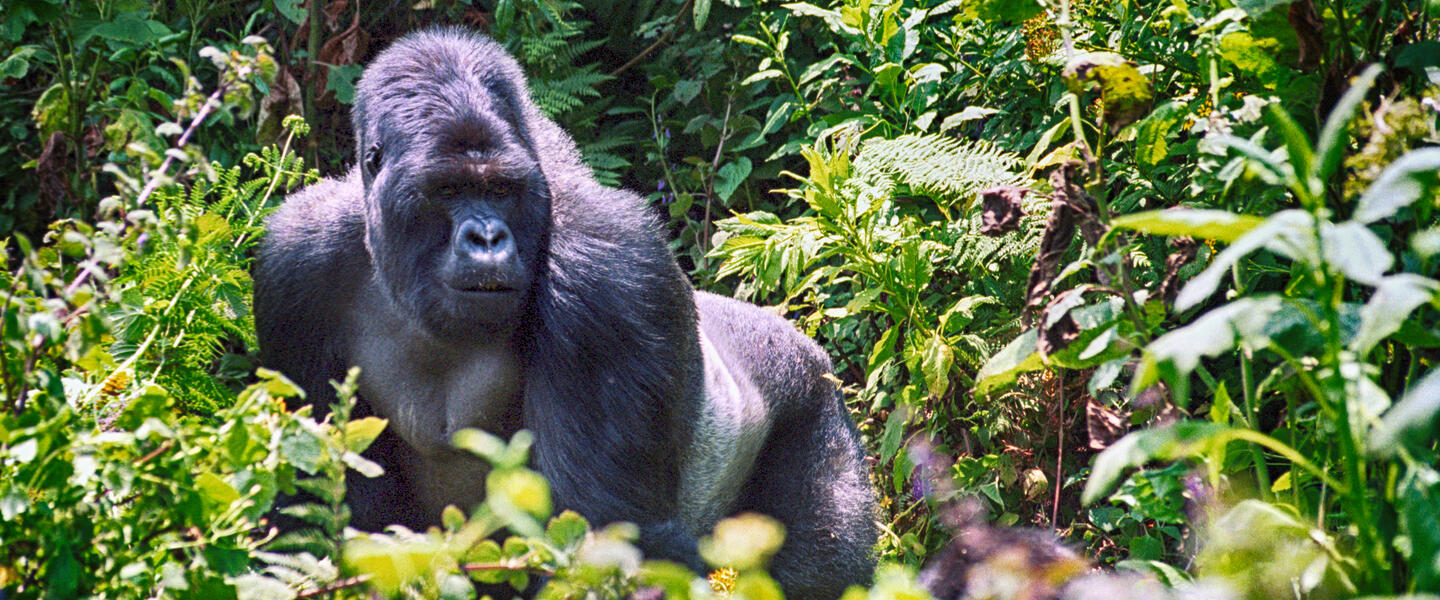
[352, 35, 551, 339]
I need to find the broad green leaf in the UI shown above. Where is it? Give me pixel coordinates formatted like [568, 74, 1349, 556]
[798, 54, 849, 85]
[228, 574, 299, 600]
[1370, 367, 1440, 455]
[196, 472, 240, 508]
[1322, 221, 1391, 285]
[1212, 134, 1293, 188]
[487, 468, 552, 521]
[345, 536, 448, 593]
[698, 513, 785, 571]
[1397, 464, 1440, 589]
[1175, 210, 1312, 311]
[273, 0, 305, 23]
[877, 406, 909, 465]
[975, 329, 1044, 396]
[343, 416, 388, 453]
[920, 332, 954, 398]
[958, 0, 1043, 22]
[1061, 52, 1154, 131]
[279, 429, 325, 474]
[1137, 295, 1293, 385]
[0, 46, 37, 80]
[32, 83, 71, 140]
[452, 428, 507, 464]
[1083, 422, 1337, 504]
[325, 63, 363, 105]
[731, 34, 768, 47]
[1316, 64, 1382, 181]
[782, 2, 858, 35]
[1237, 0, 1296, 16]
[1264, 104, 1316, 198]
[672, 79, 704, 105]
[692, 0, 711, 30]
[87, 13, 173, 46]
[341, 451, 384, 478]
[1133, 101, 1184, 166]
[714, 157, 753, 203]
[256, 367, 304, 398]
[1219, 31, 1282, 81]
[1083, 422, 1226, 505]
[1112, 209, 1265, 244]
[546, 510, 590, 548]
[1354, 147, 1440, 224]
[1352, 275, 1439, 354]
[939, 106, 999, 132]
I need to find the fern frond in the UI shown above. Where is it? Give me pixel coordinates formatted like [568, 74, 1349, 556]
[854, 133, 1027, 210]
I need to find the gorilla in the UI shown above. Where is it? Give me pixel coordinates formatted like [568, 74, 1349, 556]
[253, 28, 876, 599]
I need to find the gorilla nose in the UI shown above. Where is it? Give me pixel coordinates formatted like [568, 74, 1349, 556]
[455, 217, 515, 262]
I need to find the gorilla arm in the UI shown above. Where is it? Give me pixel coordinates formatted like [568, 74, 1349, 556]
[519, 178, 711, 570]
[254, 169, 439, 529]
[253, 169, 369, 412]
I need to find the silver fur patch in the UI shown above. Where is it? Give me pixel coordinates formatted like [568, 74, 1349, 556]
[675, 329, 772, 535]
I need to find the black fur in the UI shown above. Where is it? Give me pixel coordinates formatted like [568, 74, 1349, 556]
[254, 28, 876, 599]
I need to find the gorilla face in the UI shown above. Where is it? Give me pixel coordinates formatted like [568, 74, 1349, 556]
[358, 80, 550, 341]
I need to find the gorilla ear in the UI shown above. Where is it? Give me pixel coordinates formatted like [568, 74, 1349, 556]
[363, 142, 384, 176]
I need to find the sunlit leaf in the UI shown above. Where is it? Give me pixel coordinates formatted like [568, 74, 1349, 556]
[1371, 367, 1440, 455]
[975, 329, 1043, 396]
[1111, 209, 1265, 244]
[1351, 274, 1440, 354]
[1175, 210, 1313, 312]
[1354, 147, 1440, 224]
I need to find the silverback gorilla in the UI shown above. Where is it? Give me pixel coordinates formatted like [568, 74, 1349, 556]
[253, 28, 876, 598]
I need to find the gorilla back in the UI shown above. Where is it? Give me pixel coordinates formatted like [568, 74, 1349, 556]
[253, 28, 876, 599]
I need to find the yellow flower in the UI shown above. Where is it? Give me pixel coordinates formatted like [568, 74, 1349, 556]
[101, 370, 131, 397]
[709, 567, 738, 597]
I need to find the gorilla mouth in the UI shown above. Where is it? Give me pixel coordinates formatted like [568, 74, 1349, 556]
[452, 281, 515, 294]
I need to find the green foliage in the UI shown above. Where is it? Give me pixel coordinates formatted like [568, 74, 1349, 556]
[5, 0, 1440, 597]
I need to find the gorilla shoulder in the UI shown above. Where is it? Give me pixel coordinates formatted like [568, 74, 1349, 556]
[253, 168, 369, 393]
[695, 291, 837, 416]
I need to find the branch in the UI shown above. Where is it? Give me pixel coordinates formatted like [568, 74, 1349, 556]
[608, 0, 695, 79]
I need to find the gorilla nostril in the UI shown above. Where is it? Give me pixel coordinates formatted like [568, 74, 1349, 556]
[457, 218, 514, 257]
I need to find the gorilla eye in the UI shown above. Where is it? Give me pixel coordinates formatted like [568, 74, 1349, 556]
[364, 143, 384, 174]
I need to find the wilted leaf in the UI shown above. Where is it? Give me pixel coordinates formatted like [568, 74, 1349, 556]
[1087, 397, 1129, 450]
[977, 185, 1027, 235]
[1288, 0, 1325, 71]
[1062, 52, 1154, 132]
[1026, 161, 1102, 319]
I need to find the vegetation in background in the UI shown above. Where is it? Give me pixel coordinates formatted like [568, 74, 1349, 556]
[1, 0, 1439, 598]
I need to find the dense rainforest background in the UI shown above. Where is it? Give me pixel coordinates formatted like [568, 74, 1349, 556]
[1, 0, 1439, 598]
